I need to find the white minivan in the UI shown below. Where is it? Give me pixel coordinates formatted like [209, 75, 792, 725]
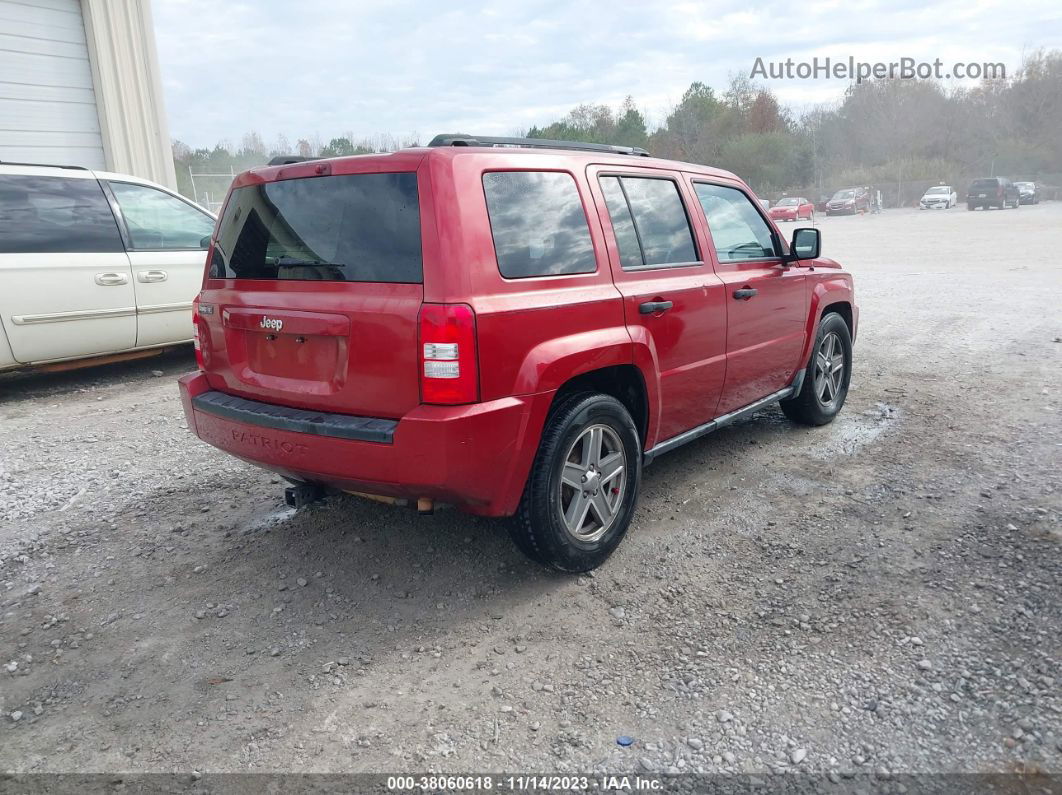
[0, 162, 215, 372]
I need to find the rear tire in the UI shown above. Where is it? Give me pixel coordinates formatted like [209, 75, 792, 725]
[512, 393, 641, 572]
[781, 313, 853, 426]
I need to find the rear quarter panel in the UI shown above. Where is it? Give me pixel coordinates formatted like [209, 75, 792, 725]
[424, 150, 635, 403]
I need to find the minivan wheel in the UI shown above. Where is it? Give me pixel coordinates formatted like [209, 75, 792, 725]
[780, 312, 853, 426]
[512, 393, 641, 572]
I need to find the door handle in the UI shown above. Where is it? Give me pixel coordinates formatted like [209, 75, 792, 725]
[137, 270, 168, 283]
[94, 272, 129, 286]
[733, 287, 758, 300]
[639, 300, 673, 315]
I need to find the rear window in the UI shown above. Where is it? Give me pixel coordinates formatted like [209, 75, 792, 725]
[482, 171, 596, 278]
[600, 176, 698, 267]
[210, 172, 421, 282]
[971, 179, 999, 189]
[0, 174, 123, 254]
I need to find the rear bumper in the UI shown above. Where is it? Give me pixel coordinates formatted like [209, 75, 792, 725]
[179, 372, 552, 516]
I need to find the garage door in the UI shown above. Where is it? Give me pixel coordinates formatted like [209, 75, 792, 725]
[0, 0, 106, 169]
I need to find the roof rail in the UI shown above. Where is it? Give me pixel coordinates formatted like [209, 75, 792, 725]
[427, 134, 650, 157]
[0, 160, 89, 171]
[267, 155, 315, 166]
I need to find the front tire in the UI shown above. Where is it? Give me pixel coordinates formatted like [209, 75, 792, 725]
[781, 313, 853, 426]
[512, 393, 641, 572]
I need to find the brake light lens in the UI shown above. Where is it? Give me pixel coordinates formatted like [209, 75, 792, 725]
[419, 304, 478, 404]
[191, 294, 205, 370]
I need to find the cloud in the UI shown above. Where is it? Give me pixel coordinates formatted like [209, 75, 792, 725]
[153, 0, 1062, 147]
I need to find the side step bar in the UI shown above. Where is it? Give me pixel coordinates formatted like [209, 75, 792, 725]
[642, 378, 802, 465]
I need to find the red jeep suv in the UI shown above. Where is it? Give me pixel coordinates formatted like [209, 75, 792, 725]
[179, 135, 857, 571]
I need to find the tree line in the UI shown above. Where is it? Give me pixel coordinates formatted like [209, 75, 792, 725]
[173, 49, 1061, 208]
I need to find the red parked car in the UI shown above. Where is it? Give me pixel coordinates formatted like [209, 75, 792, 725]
[180, 135, 857, 571]
[825, 187, 870, 216]
[768, 196, 815, 222]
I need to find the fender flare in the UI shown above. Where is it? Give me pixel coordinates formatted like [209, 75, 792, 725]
[512, 326, 662, 452]
[798, 278, 855, 370]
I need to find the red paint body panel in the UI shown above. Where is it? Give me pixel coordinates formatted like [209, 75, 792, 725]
[586, 164, 728, 441]
[199, 281, 424, 417]
[183, 146, 857, 516]
[712, 260, 808, 413]
[180, 371, 551, 516]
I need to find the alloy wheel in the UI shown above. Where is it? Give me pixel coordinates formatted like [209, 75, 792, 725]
[814, 331, 846, 407]
[558, 424, 627, 543]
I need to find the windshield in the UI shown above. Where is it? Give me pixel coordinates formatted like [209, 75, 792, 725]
[926, 187, 950, 195]
[831, 189, 856, 201]
[777, 198, 799, 206]
[210, 172, 422, 282]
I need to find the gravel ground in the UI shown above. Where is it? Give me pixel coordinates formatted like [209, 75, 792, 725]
[1, 204, 1060, 779]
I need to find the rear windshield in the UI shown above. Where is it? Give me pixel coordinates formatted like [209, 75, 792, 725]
[210, 172, 421, 282]
[971, 179, 999, 188]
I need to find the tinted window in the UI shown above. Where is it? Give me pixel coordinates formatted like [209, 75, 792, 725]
[617, 177, 697, 266]
[109, 182, 214, 250]
[482, 171, 596, 278]
[211, 172, 421, 282]
[971, 179, 999, 189]
[694, 183, 777, 262]
[599, 176, 643, 269]
[0, 175, 123, 254]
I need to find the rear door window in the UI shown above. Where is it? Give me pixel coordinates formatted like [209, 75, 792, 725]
[598, 177, 644, 270]
[0, 174, 124, 254]
[482, 171, 596, 278]
[211, 172, 422, 282]
[598, 176, 698, 268]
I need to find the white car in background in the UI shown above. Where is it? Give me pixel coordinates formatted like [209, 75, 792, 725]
[919, 184, 958, 209]
[0, 162, 215, 373]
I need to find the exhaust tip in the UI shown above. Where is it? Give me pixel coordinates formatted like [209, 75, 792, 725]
[416, 497, 435, 515]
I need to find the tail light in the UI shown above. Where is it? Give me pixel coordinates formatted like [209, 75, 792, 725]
[191, 294, 205, 370]
[419, 304, 478, 405]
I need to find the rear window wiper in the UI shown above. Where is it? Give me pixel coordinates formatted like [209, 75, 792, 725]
[269, 256, 345, 268]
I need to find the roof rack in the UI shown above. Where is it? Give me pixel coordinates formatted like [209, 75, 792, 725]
[427, 134, 650, 157]
[0, 160, 89, 170]
[267, 155, 316, 166]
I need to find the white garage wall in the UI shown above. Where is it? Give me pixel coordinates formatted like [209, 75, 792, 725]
[82, 0, 177, 189]
[0, 0, 107, 168]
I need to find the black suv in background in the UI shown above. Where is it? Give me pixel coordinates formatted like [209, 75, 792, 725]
[966, 177, 1020, 210]
[1015, 182, 1039, 204]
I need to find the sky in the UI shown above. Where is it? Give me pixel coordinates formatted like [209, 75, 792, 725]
[153, 0, 1062, 150]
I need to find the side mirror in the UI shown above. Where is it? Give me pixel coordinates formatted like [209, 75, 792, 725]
[788, 227, 820, 261]
[200, 235, 212, 250]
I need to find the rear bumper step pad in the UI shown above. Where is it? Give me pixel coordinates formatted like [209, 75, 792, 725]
[192, 391, 397, 443]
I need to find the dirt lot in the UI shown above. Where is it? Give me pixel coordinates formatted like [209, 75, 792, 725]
[1, 204, 1060, 779]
